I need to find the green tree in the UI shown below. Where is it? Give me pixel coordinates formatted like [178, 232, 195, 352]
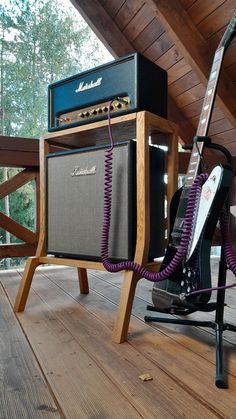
[0, 0, 112, 268]
[1, 0, 111, 139]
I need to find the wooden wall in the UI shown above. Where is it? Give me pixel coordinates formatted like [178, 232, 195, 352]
[74, 0, 236, 155]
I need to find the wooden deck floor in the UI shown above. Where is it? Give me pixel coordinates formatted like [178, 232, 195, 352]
[1, 259, 236, 418]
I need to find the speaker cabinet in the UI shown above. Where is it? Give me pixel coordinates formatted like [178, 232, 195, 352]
[46, 141, 165, 261]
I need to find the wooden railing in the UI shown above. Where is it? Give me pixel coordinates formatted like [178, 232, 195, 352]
[0, 134, 235, 260]
[0, 136, 39, 258]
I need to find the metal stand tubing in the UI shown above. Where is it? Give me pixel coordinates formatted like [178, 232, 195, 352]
[214, 246, 227, 387]
[144, 316, 214, 328]
[215, 248, 227, 325]
[225, 323, 236, 332]
[215, 323, 227, 388]
[144, 144, 235, 387]
[145, 245, 236, 388]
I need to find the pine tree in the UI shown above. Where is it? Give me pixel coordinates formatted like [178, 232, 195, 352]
[0, 0, 111, 267]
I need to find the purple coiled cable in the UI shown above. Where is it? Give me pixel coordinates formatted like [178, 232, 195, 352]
[101, 101, 236, 293]
[221, 208, 236, 275]
[101, 101, 208, 282]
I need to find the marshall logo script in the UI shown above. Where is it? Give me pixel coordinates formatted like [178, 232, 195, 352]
[75, 77, 102, 93]
[71, 165, 97, 177]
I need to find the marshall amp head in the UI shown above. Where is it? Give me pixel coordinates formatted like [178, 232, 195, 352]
[48, 52, 167, 131]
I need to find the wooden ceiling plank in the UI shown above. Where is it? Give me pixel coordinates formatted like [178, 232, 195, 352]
[146, 0, 236, 128]
[182, 103, 227, 131]
[212, 128, 236, 143]
[133, 18, 164, 53]
[70, 0, 195, 144]
[181, 98, 204, 119]
[100, 0, 126, 18]
[175, 84, 206, 109]
[188, 0, 226, 26]
[224, 40, 236, 68]
[169, 70, 200, 97]
[179, 0, 197, 10]
[144, 32, 173, 62]
[212, 129, 236, 154]
[208, 118, 233, 136]
[114, 0, 145, 32]
[123, 3, 155, 42]
[155, 46, 183, 71]
[226, 62, 236, 81]
[197, 0, 236, 39]
[222, 143, 236, 155]
[168, 97, 195, 144]
[207, 25, 227, 51]
[190, 109, 227, 128]
[167, 59, 192, 84]
[70, 0, 134, 58]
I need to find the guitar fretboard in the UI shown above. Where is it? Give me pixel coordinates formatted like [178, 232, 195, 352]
[185, 143, 204, 187]
[184, 47, 225, 188]
[197, 47, 224, 137]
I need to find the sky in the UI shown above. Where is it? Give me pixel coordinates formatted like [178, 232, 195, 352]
[1, 0, 113, 64]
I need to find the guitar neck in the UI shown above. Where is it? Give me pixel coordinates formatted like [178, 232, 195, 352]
[171, 8, 236, 247]
[185, 47, 225, 188]
[196, 47, 225, 138]
[184, 6, 236, 187]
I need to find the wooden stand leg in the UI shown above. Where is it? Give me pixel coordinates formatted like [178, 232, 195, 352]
[14, 257, 40, 312]
[77, 268, 89, 294]
[112, 271, 139, 343]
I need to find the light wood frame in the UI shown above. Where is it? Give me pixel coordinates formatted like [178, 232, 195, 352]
[14, 111, 178, 343]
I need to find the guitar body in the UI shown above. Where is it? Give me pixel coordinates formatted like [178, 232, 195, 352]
[152, 164, 232, 311]
[151, 12, 236, 312]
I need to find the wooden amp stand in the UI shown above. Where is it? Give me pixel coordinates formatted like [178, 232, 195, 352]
[14, 111, 178, 343]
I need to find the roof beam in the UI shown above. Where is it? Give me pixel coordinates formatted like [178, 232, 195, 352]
[70, 0, 134, 57]
[70, 0, 195, 143]
[146, 0, 236, 129]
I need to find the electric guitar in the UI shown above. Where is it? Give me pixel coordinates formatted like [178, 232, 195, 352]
[152, 9, 236, 312]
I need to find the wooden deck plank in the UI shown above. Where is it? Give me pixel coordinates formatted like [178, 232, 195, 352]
[87, 265, 236, 358]
[1, 268, 223, 419]
[89, 270, 236, 377]
[12, 269, 236, 405]
[1, 271, 143, 419]
[37, 271, 236, 398]
[91, 267, 236, 348]
[0, 282, 60, 418]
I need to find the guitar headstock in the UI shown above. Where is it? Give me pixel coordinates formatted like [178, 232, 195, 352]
[220, 9, 236, 50]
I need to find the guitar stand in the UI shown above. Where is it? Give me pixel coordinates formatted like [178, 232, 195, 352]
[145, 248, 236, 388]
[145, 139, 236, 388]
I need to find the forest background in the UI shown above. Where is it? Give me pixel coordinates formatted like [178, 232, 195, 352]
[0, 0, 112, 268]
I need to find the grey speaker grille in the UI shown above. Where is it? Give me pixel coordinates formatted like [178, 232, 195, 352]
[46, 141, 165, 261]
[46, 142, 134, 260]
